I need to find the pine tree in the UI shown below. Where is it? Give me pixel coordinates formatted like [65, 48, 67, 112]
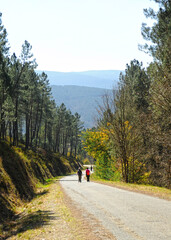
[141, 0, 171, 187]
[0, 13, 10, 140]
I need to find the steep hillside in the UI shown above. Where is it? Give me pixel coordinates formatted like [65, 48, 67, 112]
[0, 141, 78, 224]
[36, 70, 121, 89]
[51, 85, 112, 128]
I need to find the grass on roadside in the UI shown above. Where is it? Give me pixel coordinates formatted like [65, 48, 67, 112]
[1, 176, 94, 240]
[91, 173, 171, 200]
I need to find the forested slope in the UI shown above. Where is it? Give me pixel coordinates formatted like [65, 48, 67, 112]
[0, 141, 78, 223]
[51, 85, 112, 128]
[0, 12, 84, 225]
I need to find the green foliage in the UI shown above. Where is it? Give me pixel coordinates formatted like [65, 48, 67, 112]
[82, 61, 153, 184]
[141, 0, 171, 67]
[83, 128, 119, 180]
[83, 158, 90, 165]
[93, 0, 171, 188]
[141, 0, 171, 187]
[0, 13, 83, 158]
[124, 59, 150, 111]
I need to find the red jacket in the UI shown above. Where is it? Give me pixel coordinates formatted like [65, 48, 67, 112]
[86, 169, 90, 176]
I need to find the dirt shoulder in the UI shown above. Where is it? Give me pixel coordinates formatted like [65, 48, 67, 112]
[1, 178, 115, 240]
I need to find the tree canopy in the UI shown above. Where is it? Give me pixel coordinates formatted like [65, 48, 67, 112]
[0, 13, 83, 159]
[83, 0, 171, 188]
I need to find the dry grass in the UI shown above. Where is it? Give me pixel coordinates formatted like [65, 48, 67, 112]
[3, 172, 169, 240]
[91, 175, 171, 201]
[1, 177, 115, 240]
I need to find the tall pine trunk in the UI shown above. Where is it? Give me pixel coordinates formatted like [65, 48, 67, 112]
[25, 112, 30, 149]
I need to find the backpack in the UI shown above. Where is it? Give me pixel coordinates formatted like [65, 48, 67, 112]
[86, 169, 90, 176]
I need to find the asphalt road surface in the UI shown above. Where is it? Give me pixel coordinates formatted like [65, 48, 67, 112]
[60, 172, 171, 240]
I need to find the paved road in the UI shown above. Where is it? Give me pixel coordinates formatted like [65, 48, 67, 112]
[60, 172, 171, 240]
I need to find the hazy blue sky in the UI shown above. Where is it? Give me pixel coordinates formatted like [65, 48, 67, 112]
[1, 0, 158, 72]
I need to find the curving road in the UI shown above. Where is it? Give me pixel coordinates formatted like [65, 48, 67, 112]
[60, 172, 171, 240]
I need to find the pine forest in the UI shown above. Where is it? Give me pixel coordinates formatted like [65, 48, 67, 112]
[0, 0, 170, 191]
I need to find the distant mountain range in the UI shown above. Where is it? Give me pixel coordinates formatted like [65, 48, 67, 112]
[51, 85, 112, 128]
[35, 70, 121, 128]
[36, 70, 122, 89]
